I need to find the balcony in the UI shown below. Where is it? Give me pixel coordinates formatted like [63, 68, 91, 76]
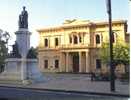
[60, 44, 89, 49]
[38, 44, 91, 51]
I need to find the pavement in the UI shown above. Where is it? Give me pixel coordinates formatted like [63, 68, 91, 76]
[0, 73, 129, 97]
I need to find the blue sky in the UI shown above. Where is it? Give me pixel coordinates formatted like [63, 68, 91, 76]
[0, 0, 129, 47]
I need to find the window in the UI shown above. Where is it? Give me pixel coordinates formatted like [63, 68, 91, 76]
[79, 36, 82, 43]
[44, 38, 48, 47]
[96, 35, 100, 44]
[69, 36, 72, 43]
[55, 38, 59, 46]
[74, 35, 78, 44]
[44, 60, 48, 69]
[96, 59, 101, 69]
[55, 60, 59, 68]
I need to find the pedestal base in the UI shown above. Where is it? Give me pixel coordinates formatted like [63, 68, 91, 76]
[0, 58, 44, 84]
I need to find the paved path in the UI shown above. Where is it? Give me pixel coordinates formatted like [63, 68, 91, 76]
[0, 73, 129, 97]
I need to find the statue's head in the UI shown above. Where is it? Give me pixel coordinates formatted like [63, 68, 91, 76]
[23, 6, 26, 10]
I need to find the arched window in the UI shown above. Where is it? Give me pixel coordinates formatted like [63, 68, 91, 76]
[55, 59, 59, 68]
[96, 35, 100, 44]
[112, 33, 114, 43]
[112, 32, 117, 43]
[55, 38, 59, 46]
[44, 38, 48, 47]
[44, 60, 48, 69]
[74, 35, 78, 44]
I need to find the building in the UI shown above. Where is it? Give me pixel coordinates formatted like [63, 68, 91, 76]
[37, 19, 128, 73]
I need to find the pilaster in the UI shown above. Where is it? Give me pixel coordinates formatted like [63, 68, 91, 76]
[79, 52, 82, 72]
[66, 52, 69, 72]
[86, 50, 90, 73]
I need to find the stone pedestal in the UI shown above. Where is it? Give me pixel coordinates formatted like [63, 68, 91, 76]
[15, 28, 31, 84]
[0, 58, 44, 83]
[21, 58, 28, 83]
[15, 29, 31, 58]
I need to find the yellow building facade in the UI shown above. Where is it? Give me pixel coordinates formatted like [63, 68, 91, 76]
[37, 19, 128, 73]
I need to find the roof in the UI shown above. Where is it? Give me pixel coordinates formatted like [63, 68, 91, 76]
[37, 19, 127, 32]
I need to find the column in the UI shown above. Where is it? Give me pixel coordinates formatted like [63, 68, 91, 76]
[60, 52, 65, 72]
[60, 53, 62, 72]
[66, 52, 69, 72]
[79, 52, 82, 72]
[86, 50, 90, 73]
[77, 34, 79, 44]
[68, 54, 73, 72]
[82, 33, 84, 44]
[39, 36, 43, 47]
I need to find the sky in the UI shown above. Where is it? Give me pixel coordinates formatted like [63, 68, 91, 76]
[0, 0, 130, 48]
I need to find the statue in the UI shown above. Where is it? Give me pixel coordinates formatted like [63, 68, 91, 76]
[9, 41, 21, 58]
[19, 6, 28, 29]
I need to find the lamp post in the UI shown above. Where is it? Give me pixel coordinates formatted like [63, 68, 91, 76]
[106, 0, 115, 91]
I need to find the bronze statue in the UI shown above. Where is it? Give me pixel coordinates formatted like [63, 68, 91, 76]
[8, 41, 21, 58]
[19, 6, 28, 29]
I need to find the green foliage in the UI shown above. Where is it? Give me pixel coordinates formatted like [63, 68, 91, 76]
[113, 43, 129, 65]
[100, 42, 110, 65]
[0, 30, 10, 72]
[100, 42, 130, 66]
[27, 47, 37, 58]
[0, 41, 8, 66]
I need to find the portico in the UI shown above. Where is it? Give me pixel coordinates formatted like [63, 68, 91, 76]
[60, 50, 90, 73]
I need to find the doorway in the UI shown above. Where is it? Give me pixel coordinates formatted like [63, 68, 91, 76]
[72, 53, 79, 72]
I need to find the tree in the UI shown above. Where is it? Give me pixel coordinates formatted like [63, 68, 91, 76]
[100, 42, 130, 72]
[113, 43, 129, 72]
[0, 40, 8, 72]
[27, 47, 37, 58]
[100, 42, 110, 65]
[0, 29, 10, 72]
[0, 29, 10, 44]
[114, 43, 130, 80]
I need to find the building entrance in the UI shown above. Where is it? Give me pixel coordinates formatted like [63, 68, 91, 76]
[72, 53, 79, 72]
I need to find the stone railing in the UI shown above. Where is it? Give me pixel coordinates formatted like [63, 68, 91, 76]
[38, 44, 90, 50]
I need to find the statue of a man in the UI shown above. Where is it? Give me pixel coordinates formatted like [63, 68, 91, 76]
[11, 41, 21, 58]
[19, 6, 28, 29]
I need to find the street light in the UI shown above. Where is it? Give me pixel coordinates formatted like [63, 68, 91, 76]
[106, 0, 115, 91]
